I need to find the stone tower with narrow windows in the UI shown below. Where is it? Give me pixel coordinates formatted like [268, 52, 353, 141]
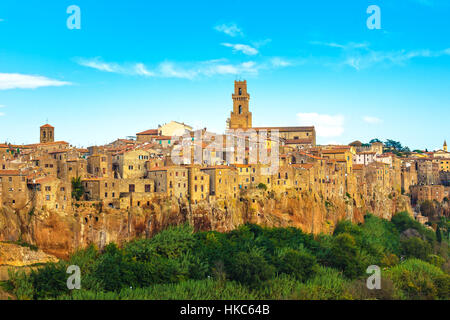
[444, 140, 448, 152]
[40, 124, 55, 144]
[228, 80, 252, 129]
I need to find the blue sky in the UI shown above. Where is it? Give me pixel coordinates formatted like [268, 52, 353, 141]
[0, 0, 449, 150]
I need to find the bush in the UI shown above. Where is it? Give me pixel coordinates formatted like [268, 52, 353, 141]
[274, 249, 318, 281]
[293, 266, 350, 300]
[30, 263, 68, 299]
[91, 243, 138, 291]
[387, 259, 448, 300]
[227, 248, 275, 287]
[400, 237, 432, 260]
[257, 183, 267, 191]
[327, 233, 364, 279]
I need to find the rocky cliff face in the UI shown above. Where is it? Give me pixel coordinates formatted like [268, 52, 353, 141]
[0, 190, 412, 260]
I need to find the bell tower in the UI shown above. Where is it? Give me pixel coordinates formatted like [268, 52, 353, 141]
[40, 124, 55, 144]
[228, 80, 252, 129]
[444, 140, 448, 152]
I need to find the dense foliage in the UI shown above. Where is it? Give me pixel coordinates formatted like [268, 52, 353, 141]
[6, 212, 449, 300]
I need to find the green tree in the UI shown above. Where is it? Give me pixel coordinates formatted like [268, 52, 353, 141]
[257, 183, 267, 191]
[327, 233, 364, 279]
[71, 176, 84, 201]
[228, 248, 275, 287]
[275, 249, 318, 281]
[400, 237, 432, 260]
[435, 226, 442, 243]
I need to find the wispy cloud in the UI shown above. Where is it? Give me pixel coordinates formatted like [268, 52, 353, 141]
[252, 39, 272, 48]
[310, 41, 369, 50]
[363, 116, 383, 124]
[342, 48, 450, 70]
[297, 112, 344, 137]
[221, 43, 258, 55]
[311, 41, 450, 70]
[0, 73, 71, 90]
[270, 57, 292, 67]
[214, 23, 243, 37]
[76, 57, 266, 79]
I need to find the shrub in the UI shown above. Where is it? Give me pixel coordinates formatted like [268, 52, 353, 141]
[91, 243, 138, 291]
[400, 237, 432, 260]
[293, 266, 350, 300]
[7, 269, 34, 300]
[327, 233, 364, 279]
[30, 263, 68, 299]
[257, 183, 267, 191]
[274, 249, 318, 281]
[387, 259, 448, 300]
[227, 248, 275, 287]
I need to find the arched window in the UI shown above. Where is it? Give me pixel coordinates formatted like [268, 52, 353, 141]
[239, 88, 242, 95]
[239, 105, 242, 114]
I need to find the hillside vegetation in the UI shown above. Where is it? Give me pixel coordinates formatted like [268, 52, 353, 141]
[4, 212, 449, 300]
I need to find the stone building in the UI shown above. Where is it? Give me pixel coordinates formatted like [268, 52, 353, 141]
[147, 166, 189, 199]
[201, 165, 238, 200]
[411, 185, 445, 204]
[40, 124, 54, 144]
[226, 80, 316, 146]
[187, 166, 210, 203]
[416, 158, 440, 185]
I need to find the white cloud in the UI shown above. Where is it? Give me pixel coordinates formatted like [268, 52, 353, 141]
[77, 57, 263, 79]
[0, 73, 71, 90]
[342, 48, 450, 70]
[76, 57, 121, 73]
[363, 116, 382, 124]
[221, 43, 258, 55]
[214, 23, 243, 37]
[158, 62, 197, 79]
[134, 63, 155, 77]
[310, 40, 450, 70]
[270, 57, 291, 67]
[310, 41, 369, 50]
[297, 112, 344, 137]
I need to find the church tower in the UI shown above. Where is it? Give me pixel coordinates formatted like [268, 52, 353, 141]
[40, 124, 55, 144]
[444, 140, 448, 152]
[228, 80, 252, 130]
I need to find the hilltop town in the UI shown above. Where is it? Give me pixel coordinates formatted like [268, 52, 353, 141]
[0, 81, 449, 258]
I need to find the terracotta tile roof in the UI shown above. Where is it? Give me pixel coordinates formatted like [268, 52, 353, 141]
[292, 163, 314, 169]
[353, 164, 364, 170]
[322, 149, 349, 154]
[137, 129, 158, 135]
[148, 165, 179, 171]
[28, 176, 55, 184]
[40, 124, 54, 128]
[0, 169, 21, 176]
[26, 141, 69, 147]
[253, 126, 315, 132]
[201, 165, 233, 170]
[285, 138, 313, 144]
[297, 151, 323, 160]
[153, 136, 172, 140]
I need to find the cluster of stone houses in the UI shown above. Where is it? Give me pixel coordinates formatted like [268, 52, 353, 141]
[1, 81, 449, 218]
